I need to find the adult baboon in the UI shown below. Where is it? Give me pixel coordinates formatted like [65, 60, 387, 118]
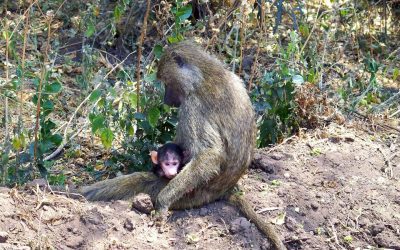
[81, 41, 285, 249]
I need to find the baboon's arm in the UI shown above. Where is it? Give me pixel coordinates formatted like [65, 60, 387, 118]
[155, 147, 222, 209]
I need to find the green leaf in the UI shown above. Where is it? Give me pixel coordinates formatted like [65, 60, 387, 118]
[167, 36, 181, 44]
[176, 4, 192, 22]
[114, 5, 122, 22]
[48, 173, 66, 185]
[33, 77, 40, 88]
[16, 65, 23, 78]
[144, 72, 157, 83]
[91, 114, 105, 133]
[45, 81, 62, 94]
[85, 22, 95, 37]
[393, 68, 399, 81]
[147, 107, 160, 128]
[154, 44, 164, 59]
[343, 235, 353, 243]
[1, 153, 9, 165]
[100, 128, 114, 149]
[292, 75, 304, 85]
[134, 112, 146, 120]
[49, 134, 63, 146]
[12, 135, 25, 150]
[42, 100, 54, 112]
[89, 89, 102, 103]
[128, 93, 137, 108]
[11, 79, 22, 90]
[39, 139, 55, 153]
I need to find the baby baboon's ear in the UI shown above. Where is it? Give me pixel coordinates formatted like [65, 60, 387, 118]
[171, 51, 187, 68]
[150, 151, 158, 164]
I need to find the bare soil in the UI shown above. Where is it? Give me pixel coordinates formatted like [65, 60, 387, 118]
[0, 123, 399, 250]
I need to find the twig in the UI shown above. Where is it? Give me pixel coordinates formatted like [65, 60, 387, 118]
[44, 52, 135, 161]
[328, 220, 345, 249]
[319, 31, 329, 90]
[389, 108, 400, 118]
[265, 134, 298, 155]
[7, 0, 38, 41]
[3, 15, 11, 184]
[256, 207, 284, 214]
[229, 24, 240, 72]
[345, 107, 400, 133]
[206, 0, 241, 50]
[377, 147, 393, 178]
[299, 0, 322, 56]
[238, 4, 245, 76]
[219, 218, 229, 235]
[248, 46, 260, 92]
[371, 90, 400, 113]
[33, 10, 54, 161]
[136, 0, 151, 112]
[385, 46, 400, 62]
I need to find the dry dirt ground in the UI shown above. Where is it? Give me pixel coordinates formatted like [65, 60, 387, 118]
[0, 123, 399, 250]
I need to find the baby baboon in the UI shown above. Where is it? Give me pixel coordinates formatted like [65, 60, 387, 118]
[150, 143, 186, 179]
[81, 41, 286, 249]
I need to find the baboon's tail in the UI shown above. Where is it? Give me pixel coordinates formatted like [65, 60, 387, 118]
[228, 192, 287, 250]
[80, 172, 168, 201]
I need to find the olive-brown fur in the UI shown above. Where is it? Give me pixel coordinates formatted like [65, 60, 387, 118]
[80, 42, 285, 249]
[82, 41, 256, 208]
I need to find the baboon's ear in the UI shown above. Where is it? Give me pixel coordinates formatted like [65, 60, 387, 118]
[150, 151, 158, 164]
[171, 52, 186, 67]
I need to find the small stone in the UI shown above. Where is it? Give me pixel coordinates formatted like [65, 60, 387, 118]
[331, 218, 340, 225]
[132, 193, 154, 214]
[80, 208, 103, 225]
[123, 218, 134, 232]
[230, 217, 252, 234]
[67, 227, 79, 234]
[0, 232, 8, 243]
[358, 217, 370, 228]
[271, 153, 283, 160]
[344, 187, 352, 193]
[394, 196, 400, 205]
[284, 172, 290, 178]
[343, 134, 355, 142]
[329, 136, 341, 143]
[285, 216, 298, 232]
[199, 208, 208, 216]
[373, 230, 400, 248]
[370, 223, 385, 236]
[66, 235, 84, 248]
[310, 202, 319, 210]
[277, 190, 285, 197]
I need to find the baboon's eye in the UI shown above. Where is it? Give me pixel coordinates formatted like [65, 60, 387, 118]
[171, 52, 186, 67]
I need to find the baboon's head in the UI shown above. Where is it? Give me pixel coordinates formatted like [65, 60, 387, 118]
[156, 42, 224, 107]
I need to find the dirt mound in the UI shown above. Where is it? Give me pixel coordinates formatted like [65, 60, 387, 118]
[0, 125, 399, 249]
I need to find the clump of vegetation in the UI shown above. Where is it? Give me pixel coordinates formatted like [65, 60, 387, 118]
[0, 0, 398, 185]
